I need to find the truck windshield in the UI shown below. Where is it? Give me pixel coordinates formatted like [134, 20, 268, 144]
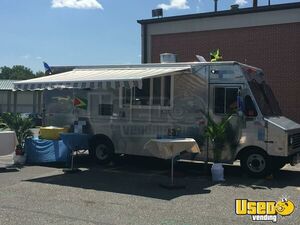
[248, 79, 281, 117]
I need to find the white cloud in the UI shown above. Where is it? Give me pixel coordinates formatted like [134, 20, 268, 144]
[52, 0, 103, 10]
[21, 54, 31, 60]
[196, 0, 202, 12]
[235, 0, 248, 6]
[158, 0, 190, 10]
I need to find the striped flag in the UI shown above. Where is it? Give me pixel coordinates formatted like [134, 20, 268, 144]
[73, 97, 88, 110]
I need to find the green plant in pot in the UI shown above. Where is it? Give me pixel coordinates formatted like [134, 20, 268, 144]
[205, 114, 233, 162]
[205, 114, 233, 182]
[0, 113, 33, 155]
[0, 118, 9, 131]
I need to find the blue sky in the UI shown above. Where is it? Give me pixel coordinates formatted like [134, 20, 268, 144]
[0, 0, 298, 72]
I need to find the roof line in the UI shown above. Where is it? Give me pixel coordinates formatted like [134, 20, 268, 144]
[137, 2, 300, 25]
[0, 79, 19, 82]
[0, 79, 19, 90]
[50, 61, 240, 70]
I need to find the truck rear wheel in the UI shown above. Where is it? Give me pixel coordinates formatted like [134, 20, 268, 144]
[90, 139, 114, 165]
[240, 149, 272, 178]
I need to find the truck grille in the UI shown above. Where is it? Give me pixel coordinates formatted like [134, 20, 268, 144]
[291, 133, 300, 149]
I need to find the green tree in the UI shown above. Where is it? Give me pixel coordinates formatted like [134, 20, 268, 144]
[0, 66, 12, 79]
[0, 65, 35, 80]
[35, 71, 45, 77]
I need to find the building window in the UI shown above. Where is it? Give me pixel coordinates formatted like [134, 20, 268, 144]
[214, 87, 238, 114]
[122, 76, 172, 107]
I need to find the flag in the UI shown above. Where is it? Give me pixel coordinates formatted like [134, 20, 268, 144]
[73, 97, 88, 110]
[43, 62, 53, 75]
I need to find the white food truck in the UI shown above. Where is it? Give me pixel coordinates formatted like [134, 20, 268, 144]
[14, 61, 300, 177]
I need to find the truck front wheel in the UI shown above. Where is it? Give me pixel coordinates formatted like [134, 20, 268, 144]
[240, 149, 272, 178]
[90, 139, 114, 165]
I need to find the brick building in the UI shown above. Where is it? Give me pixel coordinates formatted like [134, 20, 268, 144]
[138, 2, 300, 122]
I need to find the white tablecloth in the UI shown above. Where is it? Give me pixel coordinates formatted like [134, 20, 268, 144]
[144, 138, 200, 159]
[0, 131, 18, 156]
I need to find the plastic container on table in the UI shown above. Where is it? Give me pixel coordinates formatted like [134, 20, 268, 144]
[40, 126, 68, 140]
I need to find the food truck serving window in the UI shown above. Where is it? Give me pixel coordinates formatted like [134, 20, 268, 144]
[90, 94, 113, 117]
[133, 79, 150, 105]
[122, 76, 172, 107]
[214, 87, 239, 114]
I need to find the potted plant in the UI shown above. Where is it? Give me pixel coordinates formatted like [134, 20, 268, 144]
[205, 114, 232, 182]
[0, 113, 33, 164]
[0, 118, 8, 131]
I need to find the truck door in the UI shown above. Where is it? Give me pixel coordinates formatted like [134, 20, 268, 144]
[209, 84, 243, 161]
[240, 92, 267, 153]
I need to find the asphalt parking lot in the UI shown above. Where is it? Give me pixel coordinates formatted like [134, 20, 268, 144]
[0, 155, 299, 225]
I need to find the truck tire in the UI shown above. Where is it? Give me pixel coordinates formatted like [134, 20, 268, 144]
[90, 139, 114, 165]
[240, 149, 272, 178]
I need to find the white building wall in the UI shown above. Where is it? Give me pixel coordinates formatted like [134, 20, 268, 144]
[0, 90, 42, 114]
[15, 91, 34, 113]
[0, 91, 8, 113]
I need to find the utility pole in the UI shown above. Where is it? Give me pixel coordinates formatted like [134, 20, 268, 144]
[214, 0, 218, 12]
[253, 0, 258, 8]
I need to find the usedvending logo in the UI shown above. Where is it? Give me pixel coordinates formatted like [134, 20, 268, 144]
[235, 198, 295, 222]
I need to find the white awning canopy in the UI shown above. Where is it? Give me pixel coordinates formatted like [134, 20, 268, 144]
[14, 66, 190, 91]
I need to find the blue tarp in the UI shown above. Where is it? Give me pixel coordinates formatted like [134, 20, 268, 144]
[60, 133, 90, 151]
[25, 139, 71, 164]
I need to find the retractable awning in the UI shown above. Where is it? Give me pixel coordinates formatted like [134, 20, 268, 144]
[13, 66, 190, 91]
